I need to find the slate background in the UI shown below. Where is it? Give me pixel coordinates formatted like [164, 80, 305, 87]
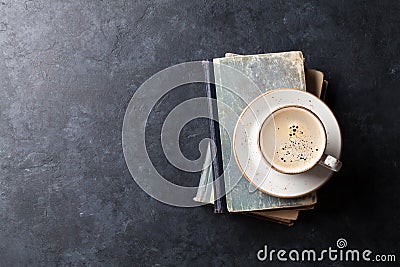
[1, 0, 399, 266]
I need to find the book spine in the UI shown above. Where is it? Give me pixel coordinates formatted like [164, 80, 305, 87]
[202, 60, 228, 213]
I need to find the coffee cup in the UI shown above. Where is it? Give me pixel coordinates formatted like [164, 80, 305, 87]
[258, 105, 342, 174]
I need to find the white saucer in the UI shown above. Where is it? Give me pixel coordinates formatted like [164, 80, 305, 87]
[233, 89, 342, 198]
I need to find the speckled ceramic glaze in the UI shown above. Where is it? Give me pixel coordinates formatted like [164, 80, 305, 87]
[233, 88, 342, 198]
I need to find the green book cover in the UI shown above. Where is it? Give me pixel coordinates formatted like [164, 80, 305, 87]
[213, 51, 316, 212]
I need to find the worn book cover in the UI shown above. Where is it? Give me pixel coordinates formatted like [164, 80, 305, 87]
[213, 51, 317, 212]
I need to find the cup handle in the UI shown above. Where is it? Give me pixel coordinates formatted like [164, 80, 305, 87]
[318, 154, 342, 172]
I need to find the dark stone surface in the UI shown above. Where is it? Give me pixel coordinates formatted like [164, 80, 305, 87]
[0, 0, 399, 265]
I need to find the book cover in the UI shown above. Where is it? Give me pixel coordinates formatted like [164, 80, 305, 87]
[213, 51, 317, 212]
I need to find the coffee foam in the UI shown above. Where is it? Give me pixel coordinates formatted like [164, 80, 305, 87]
[259, 106, 326, 174]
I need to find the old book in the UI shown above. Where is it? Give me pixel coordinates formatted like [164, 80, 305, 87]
[213, 51, 316, 212]
[246, 213, 295, 226]
[194, 52, 328, 224]
[305, 68, 328, 100]
[200, 59, 310, 217]
[203, 60, 228, 213]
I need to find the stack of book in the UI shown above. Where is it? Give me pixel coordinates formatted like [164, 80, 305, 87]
[194, 51, 328, 226]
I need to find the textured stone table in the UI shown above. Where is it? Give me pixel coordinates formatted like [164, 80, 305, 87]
[0, 1, 399, 265]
